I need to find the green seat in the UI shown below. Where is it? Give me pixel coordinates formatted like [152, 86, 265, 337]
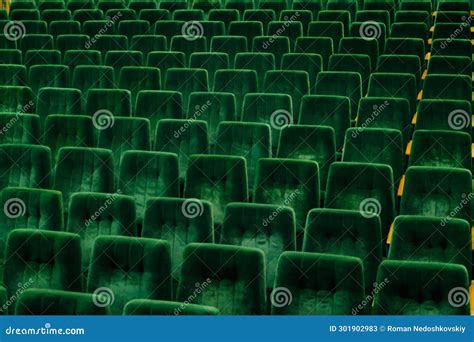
[193, 0, 220, 11]
[328, 53, 371, 94]
[400, 0, 432, 12]
[159, 0, 186, 11]
[154, 119, 208, 185]
[427, 56, 471, 77]
[87, 236, 172, 314]
[63, 50, 101, 70]
[422, 74, 471, 102]
[197, 21, 226, 50]
[173, 9, 204, 21]
[376, 54, 422, 90]
[0, 113, 39, 145]
[394, 10, 431, 26]
[42, 9, 71, 23]
[343, 128, 404, 185]
[318, 10, 351, 35]
[304, 208, 382, 292]
[264, 70, 310, 118]
[118, 66, 161, 104]
[350, 21, 386, 54]
[222, 203, 295, 290]
[56, 34, 89, 52]
[254, 158, 320, 246]
[435, 10, 469, 23]
[315, 71, 361, 120]
[409, 130, 471, 170]
[88, 35, 128, 56]
[72, 9, 104, 22]
[11, 10, 38, 19]
[389, 216, 471, 276]
[130, 35, 167, 57]
[129, 0, 158, 11]
[0, 144, 51, 189]
[416, 99, 471, 135]
[43, 115, 94, 162]
[391, 22, 428, 45]
[178, 243, 266, 315]
[165, 68, 208, 112]
[432, 38, 471, 58]
[19, 34, 53, 52]
[49, 20, 80, 36]
[282, 53, 322, 92]
[139, 9, 170, 24]
[437, 0, 470, 11]
[85, 89, 131, 117]
[0, 64, 26, 86]
[82, 19, 116, 36]
[259, 0, 286, 13]
[308, 21, 344, 50]
[267, 20, 303, 50]
[98, 117, 150, 172]
[28, 64, 70, 94]
[355, 10, 390, 31]
[0, 36, 16, 50]
[400, 166, 472, 223]
[229, 21, 264, 46]
[214, 69, 257, 117]
[147, 51, 185, 86]
[97, 0, 126, 12]
[0, 49, 22, 64]
[38, 0, 66, 10]
[373, 260, 469, 315]
[293, 0, 322, 17]
[4, 230, 82, 296]
[135, 90, 184, 136]
[72, 65, 115, 95]
[326, 0, 358, 18]
[0, 187, 63, 258]
[298, 95, 350, 151]
[54, 147, 115, 211]
[124, 299, 219, 315]
[211, 35, 248, 68]
[242, 93, 293, 151]
[209, 9, 240, 32]
[184, 155, 248, 229]
[24, 49, 61, 67]
[154, 20, 184, 41]
[15, 289, 109, 315]
[281, 9, 313, 33]
[19, 20, 48, 34]
[67, 0, 95, 11]
[68, 192, 136, 272]
[433, 23, 471, 40]
[235, 52, 275, 90]
[187, 91, 236, 146]
[170, 36, 207, 65]
[37, 87, 81, 124]
[295, 37, 333, 71]
[368, 72, 417, 115]
[0, 86, 34, 113]
[215, 122, 271, 193]
[118, 20, 151, 40]
[190, 52, 229, 90]
[357, 97, 411, 147]
[104, 50, 143, 80]
[272, 252, 365, 315]
[384, 38, 425, 67]
[277, 125, 336, 193]
[252, 36, 289, 70]
[325, 162, 395, 237]
[339, 37, 378, 70]
[143, 197, 213, 282]
[119, 151, 179, 222]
